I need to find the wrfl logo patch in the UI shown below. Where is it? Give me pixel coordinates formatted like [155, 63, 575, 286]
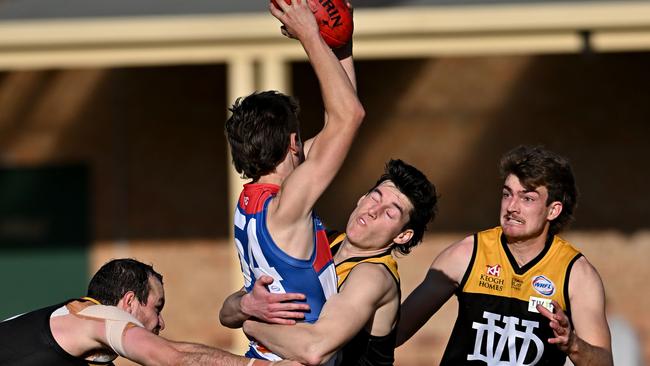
[531, 275, 555, 296]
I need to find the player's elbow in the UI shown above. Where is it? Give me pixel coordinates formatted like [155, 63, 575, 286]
[332, 98, 365, 131]
[348, 100, 365, 128]
[166, 348, 185, 366]
[300, 340, 336, 366]
[300, 350, 331, 366]
[218, 311, 237, 329]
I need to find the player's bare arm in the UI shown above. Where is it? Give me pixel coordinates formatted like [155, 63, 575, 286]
[119, 324, 301, 366]
[397, 235, 474, 346]
[244, 263, 396, 366]
[220, 275, 310, 328]
[266, 0, 364, 246]
[537, 256, 612, 366]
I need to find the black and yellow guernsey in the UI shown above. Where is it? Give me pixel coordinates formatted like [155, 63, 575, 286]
[441, 226, 582, 366]
[0, 297, 114, 366]
[329, 233, 400, 366]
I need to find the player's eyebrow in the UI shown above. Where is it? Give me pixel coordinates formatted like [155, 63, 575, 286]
[374, 188, 404, 215]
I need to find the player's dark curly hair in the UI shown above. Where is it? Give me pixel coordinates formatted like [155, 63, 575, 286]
[87, 258, 163, 306]
[372, 159, 438, 255]
[225, 91, 301, 181]
[499, 145, 578, 236]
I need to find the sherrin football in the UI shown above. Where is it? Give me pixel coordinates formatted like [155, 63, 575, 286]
[272, 0, 353, 49]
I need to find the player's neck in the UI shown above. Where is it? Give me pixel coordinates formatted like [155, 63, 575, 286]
[258, 154, 298, 186]
[334, 238, 389, 263]
[257, 174, 283, 186]
[505, 228, 549, 267]
[257, 160, 292, 186]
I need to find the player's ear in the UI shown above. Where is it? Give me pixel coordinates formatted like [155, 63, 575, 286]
[547, 201, 563, 221]
[117, 291, 137, 312]
[393, 229, 413, 245]
[288, 133, 300, 155]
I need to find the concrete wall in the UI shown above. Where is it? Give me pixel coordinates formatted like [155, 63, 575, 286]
[1, 52, 648, 365]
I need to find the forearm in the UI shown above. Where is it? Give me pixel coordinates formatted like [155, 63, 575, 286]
[566, 334, 613, 366]
[244, 321, 333, 366]
[301, 34, 363, 128]
[219, 289, 248, 329]
[333, 41, 357, 91]
[397, 269, 457, 346]
[173, 342, 254, 366]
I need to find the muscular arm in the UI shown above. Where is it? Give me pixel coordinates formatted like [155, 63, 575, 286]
[397, 235, 474, 346]
[220, 276, 310, 328]
[244, 264, 396, 366]
[268, 1, 364, 232]
[538, 257, 612, 366]
[121, 326, 300, 366]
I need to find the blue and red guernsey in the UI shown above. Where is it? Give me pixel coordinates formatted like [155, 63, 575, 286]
[233, 183, 337, 361]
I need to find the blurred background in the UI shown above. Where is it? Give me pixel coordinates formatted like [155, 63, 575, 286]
[0, 0, 648, 365]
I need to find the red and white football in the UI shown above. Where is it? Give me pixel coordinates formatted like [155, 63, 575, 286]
[272, 0, 353, 48]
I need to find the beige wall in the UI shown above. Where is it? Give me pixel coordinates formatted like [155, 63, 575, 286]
[1, 52, 649, 364]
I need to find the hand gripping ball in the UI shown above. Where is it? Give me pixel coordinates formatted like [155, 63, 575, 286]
[272, 0, 353, 48]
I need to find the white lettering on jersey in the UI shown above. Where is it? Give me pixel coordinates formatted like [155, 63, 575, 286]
[468, 311, 544, 366]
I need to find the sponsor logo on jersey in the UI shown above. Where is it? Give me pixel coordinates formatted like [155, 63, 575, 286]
[469, 311, 544, 365]
[479, 263, 504, 291]
[532, 275, 555, 296]
[528, 296, 554, 313]
[486, 264, 501, 277]
[511, 277, 523, 291]
[479, 273, 504, 291]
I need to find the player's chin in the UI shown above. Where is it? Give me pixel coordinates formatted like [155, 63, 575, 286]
[501, 225, 527, 240]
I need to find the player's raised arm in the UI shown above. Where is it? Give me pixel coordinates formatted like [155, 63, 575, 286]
[269, 0, 364, 223]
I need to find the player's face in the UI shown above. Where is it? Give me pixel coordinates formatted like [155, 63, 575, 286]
[500, 174, 559, 242]
[345, 181, 413, 250]
[133, 276, 166, 335]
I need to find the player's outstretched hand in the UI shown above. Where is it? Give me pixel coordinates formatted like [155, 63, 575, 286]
[241, 275, 310, 325]
[269, 0, 319, 43]
[537, 300, 576, 352]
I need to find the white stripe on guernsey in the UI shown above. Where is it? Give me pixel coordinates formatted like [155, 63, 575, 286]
[319, 264, 337, 300]
[50, 305, 70, 318]
[2, 312, 26, 322]
[235, 237, 252, 287]
[234, 209, 246, 230]
[247, 218, 285, 293]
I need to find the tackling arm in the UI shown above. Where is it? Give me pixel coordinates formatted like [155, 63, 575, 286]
[219, 276, 310, 328]
[120, 326, 300, 366]
[244, 264, 395, 366]
[397, 235, 474, 346]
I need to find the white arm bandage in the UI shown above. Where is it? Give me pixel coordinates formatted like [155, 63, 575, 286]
[77, 305, 144, 357]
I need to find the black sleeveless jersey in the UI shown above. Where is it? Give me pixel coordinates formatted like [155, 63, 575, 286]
[441, 227, 582, 366]
[0, 301, 114, 366]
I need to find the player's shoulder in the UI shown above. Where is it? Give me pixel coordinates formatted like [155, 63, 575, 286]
[440, 234, 475, 260]
[569, 255, 602, 282]
[346, 261, 397, 293]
